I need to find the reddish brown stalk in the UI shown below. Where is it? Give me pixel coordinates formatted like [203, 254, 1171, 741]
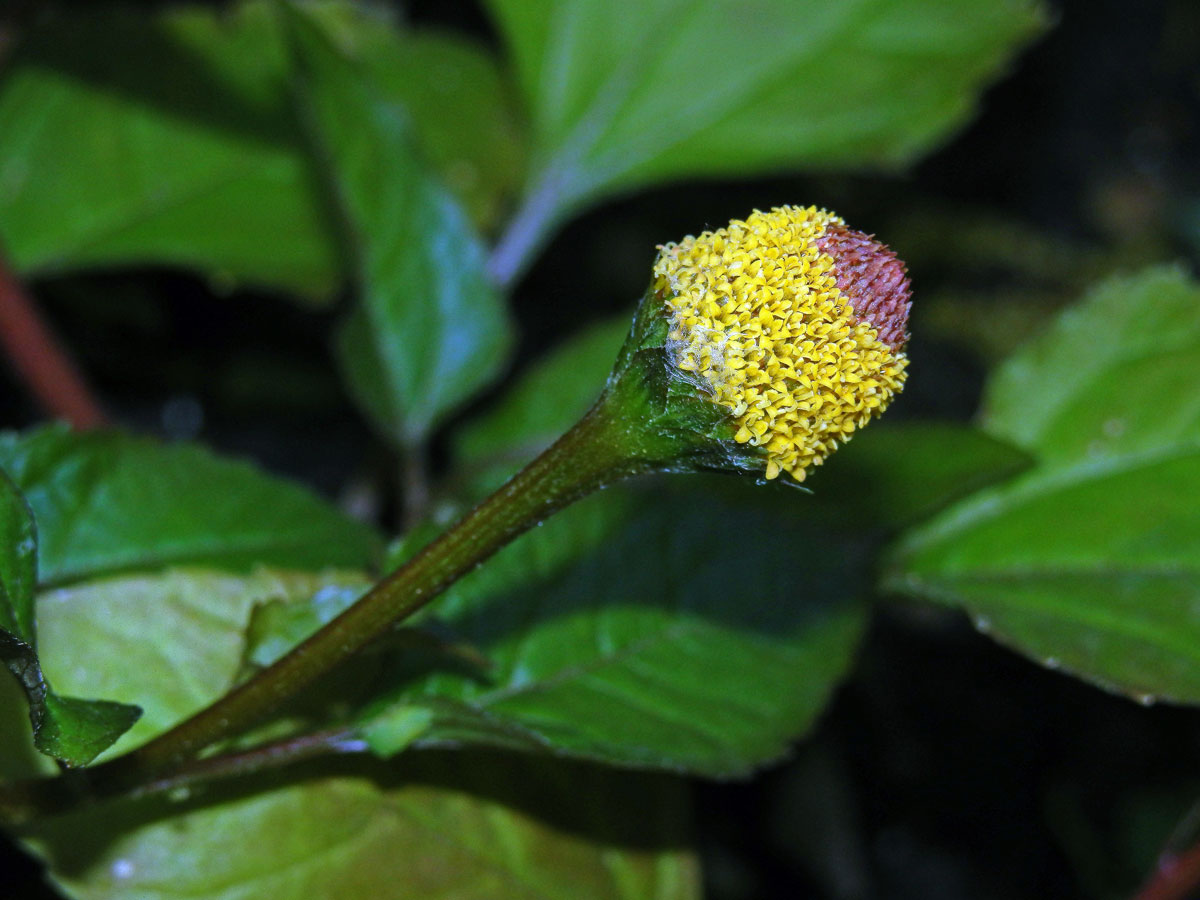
[0, 253, 108, 428]
[1133, 842, 1200, 900]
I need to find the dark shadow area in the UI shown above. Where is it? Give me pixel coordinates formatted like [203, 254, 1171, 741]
[5, 8, 299, 147]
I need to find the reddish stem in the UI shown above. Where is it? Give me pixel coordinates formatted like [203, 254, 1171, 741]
[0, 254, 108, 428]
[1133, 842, 1200, 900]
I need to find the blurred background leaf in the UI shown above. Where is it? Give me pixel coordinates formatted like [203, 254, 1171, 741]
[887, 266, 1200, 703]
[802, 422, 1032, 530]
[0, 1, 523, 299]
[34, 568, 367, 758]
[484, 0, 1050, 282]
[282, 3, 513, 444]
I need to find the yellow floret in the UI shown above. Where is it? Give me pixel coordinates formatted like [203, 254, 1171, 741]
[652, 206, 908, 481]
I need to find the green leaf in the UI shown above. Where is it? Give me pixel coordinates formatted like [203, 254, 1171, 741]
[284, 4, 514, 443]
[0, 3, 338, 298]
[317, 17, 525, 232]
[18, 752, 698, 900]
[0, 2, 524, 296]
[360, 703, 435, 756]
[35, 568, 368, 757]
[0, 471, 141, 767]
[390, 420, 1023, 771]
[27, 694, 142, 769]
[984, 266, 1200, 465]
[485, 0, 1049, 281]
[887, 266, 1200, 703]
[0, 425, 380, 587]
[241, 578, 368, 669]
[361, 481, 869, 776]
[0, 564, 698, 900]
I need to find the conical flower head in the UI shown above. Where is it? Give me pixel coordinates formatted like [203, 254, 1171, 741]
[651, 206, 910, 481]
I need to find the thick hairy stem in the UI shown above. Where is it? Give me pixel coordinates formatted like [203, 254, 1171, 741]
[0, 396, 644, 822]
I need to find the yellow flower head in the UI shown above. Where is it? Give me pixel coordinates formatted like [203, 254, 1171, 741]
[652, 205, 911, 481]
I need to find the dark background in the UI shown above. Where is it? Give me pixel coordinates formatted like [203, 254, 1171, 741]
[3, 0, 1200, 897]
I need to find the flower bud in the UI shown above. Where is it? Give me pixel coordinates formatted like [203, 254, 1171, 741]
[612, 206, 910, 483]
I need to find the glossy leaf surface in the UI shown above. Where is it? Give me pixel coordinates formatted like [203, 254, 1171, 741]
[889, 267, 1200, 703]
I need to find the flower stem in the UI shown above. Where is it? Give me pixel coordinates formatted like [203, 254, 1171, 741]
[42, 395, 646, 809]
[126, 728, 366, 802]
[0, 729, 366, 825]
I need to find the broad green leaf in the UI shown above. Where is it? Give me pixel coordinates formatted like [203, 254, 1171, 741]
[34, 568, 367, 757]
[318, 16, 525, 231]
[285, 4, 513, 442]
[887, 267, 1200, 703]
[453, 315, 631, 491]
[984, 266, 1200, 465]
[485, 0, 1049, 281]
[0, 425, 380, 587]
[0, 2, 523, 296]
[0, 3, 337, 297]
[360, 704, 436, 756]
[0, 472, 141, 767]
[361, 481, 870, 776]
[18, 753, 698, 900]
[0, 568, 699, 900]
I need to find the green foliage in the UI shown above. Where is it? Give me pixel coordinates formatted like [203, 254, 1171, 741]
[281, 4, 513, 442]
[1, 0, 1134, 895]
[19, 754, 698, 900]
[0, 472, 141, 767]
[0, 1, 521, 298]
[453, 315, 631, 491]
[0, 472, 35, 641]
[0, 426, 381, 586]
[35, 569, 369, 756]
[485, 0, 1049, 278]
[888, 267, 1200, 703]
[805, 422, 1032, 530]
[0, 610, 697, 900]
[0, 421, 380, 764]
[361, 485, 868, 775]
